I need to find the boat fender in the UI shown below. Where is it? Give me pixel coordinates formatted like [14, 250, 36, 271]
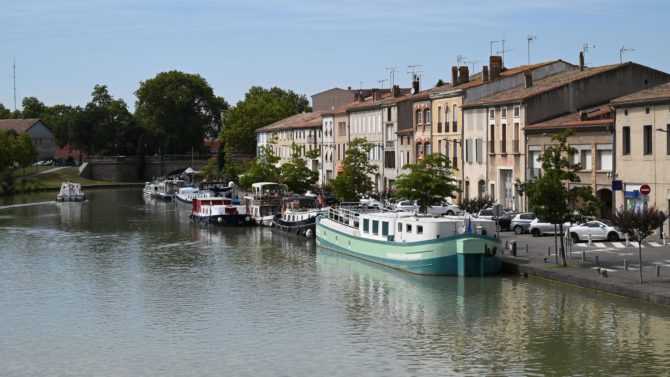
[245, 216, 251, 222]
[218, 217, 223, 223]
[305, 229, 313, 237]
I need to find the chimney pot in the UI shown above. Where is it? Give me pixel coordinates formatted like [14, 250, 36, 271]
[489, 56, 503, 80]
[579, 52, 585, 71]
[372, 89, 380, 101]
[524, 71, 533, 88]
[458, 66, 470, 84]
[451, 66, 458, 86]
[412, 78, 420, 94]
[392, 85, 400, 98]
[483, 65, 489, 82]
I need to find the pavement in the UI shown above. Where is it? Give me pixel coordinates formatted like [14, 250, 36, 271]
[497, 231, 670, 307]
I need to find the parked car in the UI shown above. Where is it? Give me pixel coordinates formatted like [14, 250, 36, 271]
[476, 208, 495, 220]
[360, 197, 384, 208]
[395, 200, 461, 215]
[511, 212, 536, 234]
[528, 219, 573, 237]
[496, 212, 517, 231]
[567, 220, 625, 242]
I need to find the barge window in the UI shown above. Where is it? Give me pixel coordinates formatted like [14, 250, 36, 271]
[382, 222, 389, 236]
[417, 225, 423, 234]
[406, 224, 412, 233]
[397, 222, 402, 232]
[372, 220, 379, 235]
[363, 219, 369, 233]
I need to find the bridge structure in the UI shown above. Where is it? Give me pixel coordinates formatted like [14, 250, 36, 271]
[79, 155, 211, 182]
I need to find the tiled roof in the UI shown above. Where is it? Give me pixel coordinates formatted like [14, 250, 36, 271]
[452, 60, 570, 90]
[525, 105, 614, 130]
[0, 118, 42, 132]
[611, 82, 670, 106]
[255, 111, 324, 133]
[463, 64, 622, 108]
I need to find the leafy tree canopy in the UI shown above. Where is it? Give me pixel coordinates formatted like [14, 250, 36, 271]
[395, 153, 460, 214]
[462, 195, 493, 215]
[611, 207, 667, 283]
[239, 139, 280, 189]
[135, 71, 228, 155]
[21, 97, 46, 118]
[517, 130, 600, 266]
[0, 102, 11, 119]
[220, 86, 310, 156]
[330, 138, 377, 202]
[281, 143, 318, 195]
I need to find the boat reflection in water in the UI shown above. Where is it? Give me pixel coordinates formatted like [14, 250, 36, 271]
[315, 246, 670, 376]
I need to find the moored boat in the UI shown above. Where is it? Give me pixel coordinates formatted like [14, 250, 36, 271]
[189, 197, 253, 226]
[56, 182, 86, 202]
[316, 205, 501, 276]
[271, 196, 323, 237]
[244, 182, 286, 226]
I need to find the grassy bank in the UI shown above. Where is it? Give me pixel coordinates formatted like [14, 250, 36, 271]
[8, 167, 143, 194]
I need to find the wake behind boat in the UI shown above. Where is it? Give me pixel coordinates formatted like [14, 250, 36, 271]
[316, 204, 502, 276]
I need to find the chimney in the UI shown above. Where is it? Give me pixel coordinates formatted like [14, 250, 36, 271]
[482, 65, 489, 82]
[412, 77, 420, 94]
[392, 85, 400, 98]
[579, 51, 585, 71]
[458, 66, 470, 84]
[451, 66, 458, 86]
[372, 89, 380, 101]
[489, 56, 503, 80]
[524, 70, 533, 88]
[348, 86, 352, 90]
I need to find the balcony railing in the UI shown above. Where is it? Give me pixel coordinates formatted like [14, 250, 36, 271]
[512, 140, 520, 154]
[527, 168, 541, 180]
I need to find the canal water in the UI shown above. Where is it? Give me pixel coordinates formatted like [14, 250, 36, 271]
[2, 188, 670, 376]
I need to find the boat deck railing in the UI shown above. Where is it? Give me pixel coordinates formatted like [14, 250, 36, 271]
[325, 203, 396, 229]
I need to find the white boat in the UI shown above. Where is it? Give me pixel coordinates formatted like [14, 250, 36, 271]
[316, 204, 502, 276]
[271, 196, 323, 237]
[243, 182, 286, 226]
[143, 181, 159, 198]
[190, 197, 253, 226]
[56, 182, 86, 202]
[175, 186, 215, 204]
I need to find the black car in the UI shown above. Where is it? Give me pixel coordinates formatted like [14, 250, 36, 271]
[496, 212, 517, 231]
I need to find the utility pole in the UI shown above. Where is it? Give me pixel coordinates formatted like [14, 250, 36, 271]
[620, 46, 635, 64]
[13, 58, 17, 113]
[527, 35, 537, 66]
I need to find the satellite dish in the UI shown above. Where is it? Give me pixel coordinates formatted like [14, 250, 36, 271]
[410, 87, 416, 94]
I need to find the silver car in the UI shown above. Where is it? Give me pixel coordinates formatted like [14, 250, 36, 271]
[529, 219, 573, 237]
[568, 220, 625, 242]
[511, 212, 536, 234]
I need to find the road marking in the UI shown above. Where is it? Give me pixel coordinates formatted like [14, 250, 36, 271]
[591, 267, 617, 272]
[612, 242, 625, 248]
[594, 243, 606, 248]
[576, 243, 587, 248]
[630, 242, 644, 248]
[648, 242, 662, 247]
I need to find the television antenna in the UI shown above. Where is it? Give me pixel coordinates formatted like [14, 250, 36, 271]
[527, 35, 537, 66]
[456, 55, 467, 67]
[386, 66, 399, 88]
[378, 78, 388, 91]
[582, 42, 596, 65]
[464, 59, 481, 73]
[490, 40, 500, 56]
[497, 36, 513, 66]
[12, 58, 17, 112]
[620, 46, 635, 64]
[407, 64, 422, 81]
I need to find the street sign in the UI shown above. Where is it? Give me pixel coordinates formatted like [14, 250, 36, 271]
[612, 180, 623, 191]
[493, 204, 504, 217]
[640, 184, 651, 196]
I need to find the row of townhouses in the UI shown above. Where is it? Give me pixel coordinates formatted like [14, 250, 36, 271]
[256, 54, 670, 233]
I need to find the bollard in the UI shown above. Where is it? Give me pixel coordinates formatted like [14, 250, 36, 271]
[602, 269, 608, 277]
[582, 251, 586, 261]
[548, 246, 551, 256]
[588, 234, 592, 246]
[597, 267, 601, 274]
[625, 234, 630, 246]
[657, 265, 661, 277]
[624, 259, 628, 271]
[525, 244, 529, 254]
[505, 240, 509, 249]
[511, 241, 517, 257]
[543, 257, 547, 263]
[595, 255, 599, 266]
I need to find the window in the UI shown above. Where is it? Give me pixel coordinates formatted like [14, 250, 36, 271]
[372, 220, 379, 235]
[406, 224, 412, 233]
[529, 150, 540, 169]
[646, 107, 650, 114]
[597, 149, 612, 171]
[580, 149, 592, 170]
[452, 105, 458, 132]
[363, 219, 369, 233]
[466, 139, 473, 162]
[416, 110, 423, 126]
[624, 109, 628, 116]
[387, 107, 392, 121]
[667, 124, 670, 155]
[425, 109, 431, 125]
[489, 108, 495, 120]
[513, 106, 520, 117]
[453, 140, 458, 158]
[438, 140, 442, 155]
[417, 143, 424, 159]
[425, 142, 432, 155]
[622, 126, 631, 155]
[398, 222, 402, 232]
[501, 124, 507, 154]
[475, 139, 483, 163]
[644, 125, 653, 155]
[417, 225, 423, 234]
[382, 222, 389, 236]
[501, 107, 507, 119]
[438, 106, 442, 123]
[489, 124, 495, 153]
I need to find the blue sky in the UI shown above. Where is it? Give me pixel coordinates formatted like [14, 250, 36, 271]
[0, 0, 666, 111]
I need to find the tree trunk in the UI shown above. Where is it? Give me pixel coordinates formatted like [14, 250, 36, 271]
[638, 241, 644, 284]
[559, 223, 566, 266]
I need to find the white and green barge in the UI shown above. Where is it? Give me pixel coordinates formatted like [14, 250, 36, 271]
[316, 205, 502, 276]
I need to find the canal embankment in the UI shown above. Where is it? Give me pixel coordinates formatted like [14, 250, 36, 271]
[499, 232, 670, 307]
[6, 166, 144, 195]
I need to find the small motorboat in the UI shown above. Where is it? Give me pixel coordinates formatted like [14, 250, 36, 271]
[56, 182, 86, 202]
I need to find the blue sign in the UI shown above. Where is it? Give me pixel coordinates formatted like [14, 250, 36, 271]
[612, 180, 623, 191]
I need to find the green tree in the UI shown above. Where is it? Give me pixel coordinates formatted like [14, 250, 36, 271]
[330, 138, 377, 202]
[201, 156, 220, 181]
[0, 102, 11, 119]
[518, 130, 600, 266]
[135, 71, 228, 156]
[462, 195, 494, 215]
[239, 141, 280, 189]
[220, 86, 310, 156]
[14, 133, 37, 175]
[21, 97, 46, 118]
[395, 153, 460, 214]
[41, 104, 79, 147]
[436, 79, 446, 87]
[611, 208, 667, 283]
[280, 143, 318, 194]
